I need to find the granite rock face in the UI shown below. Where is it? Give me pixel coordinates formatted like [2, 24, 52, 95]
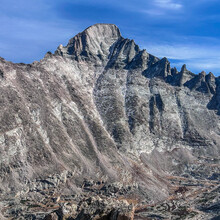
[0, 23, 220, 219]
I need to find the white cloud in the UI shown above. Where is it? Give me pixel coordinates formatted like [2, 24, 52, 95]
[144, 43, 220, 74]
[145, 44, 220, 60]
[142, 0, 183, 16]
[171, 58, 220, 75]
[154, 0, 183, 10]
[142, 9, 165, 16]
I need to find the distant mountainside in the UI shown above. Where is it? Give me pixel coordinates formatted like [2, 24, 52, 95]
[0, 23, 220, 219]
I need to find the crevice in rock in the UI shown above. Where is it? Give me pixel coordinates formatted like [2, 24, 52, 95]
[0, 69, 3, 78]
[175, 92, 188, 138]
[149, 94, 164, 134]
[149, 96, 155, 133]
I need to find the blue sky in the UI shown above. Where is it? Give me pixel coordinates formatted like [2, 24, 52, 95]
[1, 0, 220, 75]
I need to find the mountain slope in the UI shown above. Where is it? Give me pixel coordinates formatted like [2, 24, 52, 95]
[0, 23, 220, 219]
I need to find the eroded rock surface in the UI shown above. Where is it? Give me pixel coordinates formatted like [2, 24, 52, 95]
[0, 23, 220, 219]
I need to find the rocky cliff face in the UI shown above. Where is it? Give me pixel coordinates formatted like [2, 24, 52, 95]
[0, 23, 220, 219]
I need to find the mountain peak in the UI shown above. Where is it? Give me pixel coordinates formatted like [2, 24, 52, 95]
[181, 64, 187, 72]
[83, 23, 121, 39]
[55, 23, 121, 62]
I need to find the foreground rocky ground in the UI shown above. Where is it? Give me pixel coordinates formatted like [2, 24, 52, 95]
[2, 157, 220, 219]
[0, 24, 220, 219]
[2, 173, 220, 219]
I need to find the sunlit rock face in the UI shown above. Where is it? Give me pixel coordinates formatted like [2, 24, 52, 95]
[0, 23, 220, 219]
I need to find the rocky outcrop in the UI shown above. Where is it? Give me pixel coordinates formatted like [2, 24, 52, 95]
[0, 23, 220, 219]
[55, 24, 121, 63]
[44, 197, 135, 220]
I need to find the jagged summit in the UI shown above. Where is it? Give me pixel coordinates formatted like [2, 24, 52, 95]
[54, 23, 161, 70]
[53, 23, 218, 81]
[55, 23, 122, 62]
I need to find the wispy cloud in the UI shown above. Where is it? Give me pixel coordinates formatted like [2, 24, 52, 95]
[154, 0, 183, 9]
[144, 44, 218, 60]
[143, 43, 220, 74]
[142, 9, 165, 16]
[172, 59, 220, 74]
[143, 0, 183, 16]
